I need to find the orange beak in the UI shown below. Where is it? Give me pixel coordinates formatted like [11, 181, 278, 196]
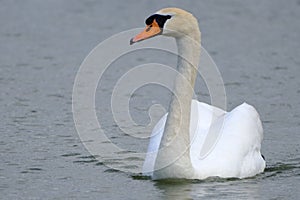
[130, 19, 162, 45]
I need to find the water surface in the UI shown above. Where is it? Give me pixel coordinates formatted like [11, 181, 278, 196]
[0, 0, 300, 199]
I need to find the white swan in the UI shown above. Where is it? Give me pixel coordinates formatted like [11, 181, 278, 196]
[130, 8, 265, 180]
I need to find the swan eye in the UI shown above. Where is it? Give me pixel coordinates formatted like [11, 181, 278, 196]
[146, 24, 153, 32]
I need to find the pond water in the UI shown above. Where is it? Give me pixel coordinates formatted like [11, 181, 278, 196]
[0, 0, 299, 199]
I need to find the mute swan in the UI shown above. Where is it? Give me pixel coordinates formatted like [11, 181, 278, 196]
[130, 8, 265, 180]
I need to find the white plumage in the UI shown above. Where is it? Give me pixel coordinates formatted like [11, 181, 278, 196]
[143, 100, 265, 179]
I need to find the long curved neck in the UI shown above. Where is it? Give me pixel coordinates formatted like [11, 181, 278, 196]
[164, 35, 201, 149]
[154, 30, 201, 179]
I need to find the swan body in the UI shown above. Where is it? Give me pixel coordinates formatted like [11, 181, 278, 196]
[130, 7, 265, 180]
[143, 100, 265, 179]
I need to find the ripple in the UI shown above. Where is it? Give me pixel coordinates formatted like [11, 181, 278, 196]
[131, 174, 151, 180]
[274, 66, 288, 70]
[104, 168, 121, 173]
[73, 160, 97, 164]
[95, 162, 104, 166]
[264, 163, 298, 173]
[61, 153, 81, 157]
[261, 161, 300, 179]
[28, 167, 43, 171]
[21, 167, 43, 173]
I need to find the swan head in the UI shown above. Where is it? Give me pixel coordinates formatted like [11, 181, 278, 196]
[130, 8, 199, 45]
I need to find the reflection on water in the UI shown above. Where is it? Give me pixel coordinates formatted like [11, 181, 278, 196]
[154, 179, 262, 200]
